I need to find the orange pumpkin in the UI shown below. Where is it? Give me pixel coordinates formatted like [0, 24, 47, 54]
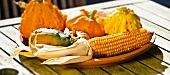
[66, 9, 105, 38]
[19, 0, 66, 38]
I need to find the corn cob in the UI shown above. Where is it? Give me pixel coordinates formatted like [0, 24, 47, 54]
[88, 28, 153, 58]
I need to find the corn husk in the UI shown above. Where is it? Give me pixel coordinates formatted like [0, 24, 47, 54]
[10, 38, 92, 64]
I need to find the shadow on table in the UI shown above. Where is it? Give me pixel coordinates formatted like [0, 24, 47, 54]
[18, 44, 168, 75]
[117, 45, 168, 75]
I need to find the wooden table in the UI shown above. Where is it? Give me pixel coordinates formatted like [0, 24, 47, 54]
[0, 0, 170, 75]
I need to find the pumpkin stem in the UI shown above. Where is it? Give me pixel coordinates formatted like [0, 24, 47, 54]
[34, 0, 44, 2]
[89, 10, 97, 20]
[72, 28, 77, 37]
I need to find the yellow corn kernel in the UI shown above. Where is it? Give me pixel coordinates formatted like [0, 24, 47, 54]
[88, 28, 153, 58]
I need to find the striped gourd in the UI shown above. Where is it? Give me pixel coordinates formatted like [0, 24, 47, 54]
[88, 28, 153, 58]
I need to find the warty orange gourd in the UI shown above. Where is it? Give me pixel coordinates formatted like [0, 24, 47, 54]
[18, 0, 66, 38]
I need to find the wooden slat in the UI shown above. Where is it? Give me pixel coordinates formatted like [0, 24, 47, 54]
[0, 27, 59, 75]
[13, 24, 20, 29]
[0, 26, 19, 42]
[153, 35, 170, 64]
[0, 17, 21, 27]
[124, 5, 170, 31]
[134, 1, 170, 21]
[47, 66, 83, 75]
[77, 68, 109, 75]
[121, 60, 158, 75]
[140, 19, 170, 41]
[146, 47, 170, 75]
[146, 45, 164, 61]
[136, 52, 167, 73]
[102, 65, 135, 75]
[0, 33, 17, 54]
[19, 55, 59, 75]
[144, 46, 170, 75]
[0, 48, 33, 75]
[141, 19, 170, 65]
[158, 49, 170, 75]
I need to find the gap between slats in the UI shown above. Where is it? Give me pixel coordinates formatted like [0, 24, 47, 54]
[146, 52, 170, 66]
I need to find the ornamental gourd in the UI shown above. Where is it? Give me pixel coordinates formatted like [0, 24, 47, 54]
[68, 28, 90, 40]
[104, 7, 142, 34]
[19, 0, 66, 38]
[66, 9, 105, 38]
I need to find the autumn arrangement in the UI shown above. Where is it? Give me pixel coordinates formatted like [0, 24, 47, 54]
[10, 0, 153, 66]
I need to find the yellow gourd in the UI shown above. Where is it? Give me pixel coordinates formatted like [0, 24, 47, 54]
[104, 7, 142, 34]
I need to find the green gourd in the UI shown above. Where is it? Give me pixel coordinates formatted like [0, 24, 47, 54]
[29, 28, 78, 46]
